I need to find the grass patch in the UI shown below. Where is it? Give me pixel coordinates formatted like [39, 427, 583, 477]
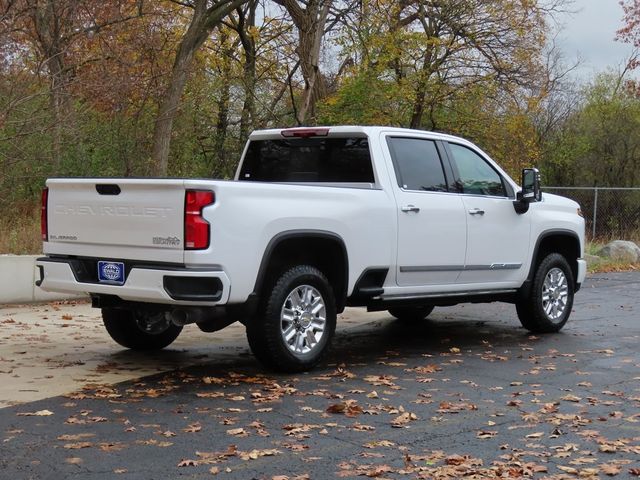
[0, 203, 41, 255]
[589, 262, 638, 273]
[588, 259, 638, 274]
[586, 240, 639, 273]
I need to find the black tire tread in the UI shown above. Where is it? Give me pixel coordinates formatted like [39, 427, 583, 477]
[102, 308, 182, 350]
[246, 265, 336, 372]
[516, 253, 574, 333]
[388, 305, 435, 322]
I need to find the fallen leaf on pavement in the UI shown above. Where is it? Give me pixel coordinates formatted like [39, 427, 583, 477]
[364, 440, 395, 449]
[238, 448, 280, 460]
[557, 465, 578, 474]
[64, 442, 92, 449]
[17, 410, 53, 416]
[183, 423, 202, 433]
[600, 464, 621, 476]
[326, 401, 363, 417]
[561, 394, 582, 402]
[391, 412, 417, 427]
[446, 454, 469, 466]
[57, 434, 94, 441]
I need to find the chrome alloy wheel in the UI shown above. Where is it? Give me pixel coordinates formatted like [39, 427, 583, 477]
[280, 285, 326, 355]
[542, 267, 569, 321]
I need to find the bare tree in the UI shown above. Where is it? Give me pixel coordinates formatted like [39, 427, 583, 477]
[150, 0, 248, 176]
[226, 0, 256, 142]
[337, 0, 571, 129]
[272, 0, 332, 125]
[2, 0, 144, 167]
[26, 0, 77, 167]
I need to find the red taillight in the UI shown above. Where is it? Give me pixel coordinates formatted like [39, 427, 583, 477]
[281, 127, 330, 138]
[41, 187, 49, 242]
[184, 190, 214, 250]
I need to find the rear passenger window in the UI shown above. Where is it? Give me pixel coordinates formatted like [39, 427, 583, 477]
[448, 143, 506, 197]
[387, 137, 448, 192]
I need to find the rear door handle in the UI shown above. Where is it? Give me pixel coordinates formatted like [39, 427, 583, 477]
[401, 205, 420, 213]
[468, 208, 485, 215]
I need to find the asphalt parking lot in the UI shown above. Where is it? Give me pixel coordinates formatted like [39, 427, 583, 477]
[1, 272, 639, 479]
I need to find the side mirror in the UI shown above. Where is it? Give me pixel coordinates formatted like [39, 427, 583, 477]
[521, 168, 541, 202]
[513, 168, 541, 214]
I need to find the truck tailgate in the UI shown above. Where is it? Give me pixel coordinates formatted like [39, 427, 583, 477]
[45, 179, 186, 263]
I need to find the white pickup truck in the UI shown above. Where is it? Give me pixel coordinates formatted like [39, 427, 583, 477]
[37, 126, 586, 371]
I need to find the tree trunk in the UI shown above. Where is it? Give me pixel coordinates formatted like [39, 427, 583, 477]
[409, 18, 439, 130]
[149, 50, 193, 176]
[150, 0, 248, 176]
[47, 53, 69, 169]
[276, 0, 330, 125]
[150, 2, 207, 176]
[409, 90, 426, 129]
[213, 28, 231, 177]
[409, 56, 434, 129]
[29, 0, 73, 169]
[213, 89, 230, 176]
[238, 1, 257, 144]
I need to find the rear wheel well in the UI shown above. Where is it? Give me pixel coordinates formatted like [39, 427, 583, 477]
[530, 233, 580, 287]
[255, 234, 348, 312]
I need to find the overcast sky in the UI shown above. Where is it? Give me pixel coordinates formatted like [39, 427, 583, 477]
[556, 0, 636, 80]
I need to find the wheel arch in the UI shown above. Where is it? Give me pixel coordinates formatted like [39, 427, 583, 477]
[253, 230, 349, 312]
[525, 229, 581, 290]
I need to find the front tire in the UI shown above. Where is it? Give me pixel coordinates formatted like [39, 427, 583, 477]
[102, 308, 182, 350]
[388, 305, 434, 322]
[246, 265, 337, 372]
[516, 253, 575, 333]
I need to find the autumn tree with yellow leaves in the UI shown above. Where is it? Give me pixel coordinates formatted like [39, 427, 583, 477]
[7, 0, 631, 252]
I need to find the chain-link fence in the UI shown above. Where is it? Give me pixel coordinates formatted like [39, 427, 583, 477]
[544, 187, 640, 241]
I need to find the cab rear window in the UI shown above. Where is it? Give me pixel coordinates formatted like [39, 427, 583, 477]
[239, 137, 374, 183]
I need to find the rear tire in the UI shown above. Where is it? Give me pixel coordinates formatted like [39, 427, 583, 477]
[246, 265, 336, 372]
[102, 308, 182, 350]
[388, 305, 434, 322]
[516, 253, 575, 333]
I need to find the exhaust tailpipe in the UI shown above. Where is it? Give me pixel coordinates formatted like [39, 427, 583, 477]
[169, 307, 237, 332]
[169, 308, 208, 326]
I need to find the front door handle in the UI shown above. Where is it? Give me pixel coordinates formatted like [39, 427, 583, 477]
[468, 208, 485, 215]
[401, 205, 420, 213]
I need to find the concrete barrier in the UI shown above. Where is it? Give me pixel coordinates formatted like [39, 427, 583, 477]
[0, 255, 87, 304]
